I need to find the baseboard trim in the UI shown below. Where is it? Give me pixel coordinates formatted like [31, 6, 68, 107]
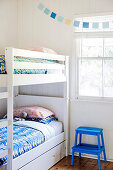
[69, 152, 113, 163]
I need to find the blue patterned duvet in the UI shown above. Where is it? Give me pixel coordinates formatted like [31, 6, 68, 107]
[0, 125, 45, 166]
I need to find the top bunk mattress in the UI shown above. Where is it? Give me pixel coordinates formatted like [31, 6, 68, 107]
[0, 55, 59, 74]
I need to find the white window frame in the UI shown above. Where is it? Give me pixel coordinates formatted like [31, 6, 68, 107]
[74, 30, 113, 102]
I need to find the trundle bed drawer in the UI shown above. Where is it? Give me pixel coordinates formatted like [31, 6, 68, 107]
[19, 141, 66, 170]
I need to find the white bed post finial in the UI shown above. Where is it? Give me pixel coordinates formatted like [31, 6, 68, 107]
[5, 47, 14, 170]
[65, 56, 69, 157]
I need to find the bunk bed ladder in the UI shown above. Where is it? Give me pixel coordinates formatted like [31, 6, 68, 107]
[0, 90, 13, 169]
[0, 93, 9, 159]
[0, 87, 13, 170]
[5, 47, 14, 170]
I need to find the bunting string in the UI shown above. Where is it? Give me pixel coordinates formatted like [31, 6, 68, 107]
[37, 2, 113, 31]
[38, 2, 72, 25]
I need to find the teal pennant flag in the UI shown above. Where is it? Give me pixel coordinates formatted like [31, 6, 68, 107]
[38, 3, 44, 11]
[92, 22, 99, 29]
[57, 16, 64, 22]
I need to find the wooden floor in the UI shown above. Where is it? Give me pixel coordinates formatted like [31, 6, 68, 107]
[50, 156, 113, 170]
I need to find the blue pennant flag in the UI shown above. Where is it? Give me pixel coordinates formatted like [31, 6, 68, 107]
[74, 21, 80, 27]
[83, 22, 89, 28]
[50, 12, 56, 19]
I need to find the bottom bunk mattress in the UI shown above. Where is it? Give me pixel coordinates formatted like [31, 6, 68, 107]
[0, 120, 63, 166]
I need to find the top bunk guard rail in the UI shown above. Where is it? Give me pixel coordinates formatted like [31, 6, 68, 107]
[9, 48, 66, 61]
[14, 62, 65, 70]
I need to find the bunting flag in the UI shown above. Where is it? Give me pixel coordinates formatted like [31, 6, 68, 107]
[74, 21, 80, 27]
[57, 16, 64, 22]
[102, 22, 109, 28]
[92, 22, 99, 29]
[38, 3, 44, 11]
[65, 19, 71, 25]
[44, 8, 50, 15]
[83, 22, 89, 28]
[50, 12, 56, 19]
[37, 2, 112, 30]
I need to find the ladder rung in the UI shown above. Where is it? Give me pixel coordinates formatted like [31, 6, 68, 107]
[0, 120, 8, 128]
[0, 92, 8, 99]
[0, 149, 8, 158]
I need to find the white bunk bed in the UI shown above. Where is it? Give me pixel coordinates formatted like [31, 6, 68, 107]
[0, 48, 69, 170]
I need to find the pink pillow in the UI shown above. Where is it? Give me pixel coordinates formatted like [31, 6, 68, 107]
[14, 106, 54, 118]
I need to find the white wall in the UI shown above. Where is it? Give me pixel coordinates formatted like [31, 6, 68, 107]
[17, 0, 113, 160]
[0, 0, 18, 117]
[0, 0, 18, 53]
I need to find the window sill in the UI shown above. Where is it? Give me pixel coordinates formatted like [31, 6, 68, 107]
[70, 96, 113, 104]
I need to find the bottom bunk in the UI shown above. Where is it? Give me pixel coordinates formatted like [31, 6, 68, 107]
[0, 120, 65, 170]
[0, 95, 68, 170]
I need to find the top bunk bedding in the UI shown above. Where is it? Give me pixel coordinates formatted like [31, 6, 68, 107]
[0, 119, 63, 167]
[0, 48, 68, 86]
[0, 55, 60, 74]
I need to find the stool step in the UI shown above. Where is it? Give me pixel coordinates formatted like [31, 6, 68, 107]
[72, 143, 104, 155]
[76, 127, 103, 135]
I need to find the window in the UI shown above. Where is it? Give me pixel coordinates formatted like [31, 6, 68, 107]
[74, 15, 113, 99]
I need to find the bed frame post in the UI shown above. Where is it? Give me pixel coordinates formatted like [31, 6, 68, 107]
[5, 47, 14, 170]
[65, 56, 69, 156]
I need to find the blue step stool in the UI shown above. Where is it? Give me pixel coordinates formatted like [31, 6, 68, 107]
[71, 127, 106, 170]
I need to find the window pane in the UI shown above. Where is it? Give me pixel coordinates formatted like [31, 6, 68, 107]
[82, 38, 103, 57]
[104, 60, 113, 97]
[79, 59, 102, 96]
[104, 38, 113, 57]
